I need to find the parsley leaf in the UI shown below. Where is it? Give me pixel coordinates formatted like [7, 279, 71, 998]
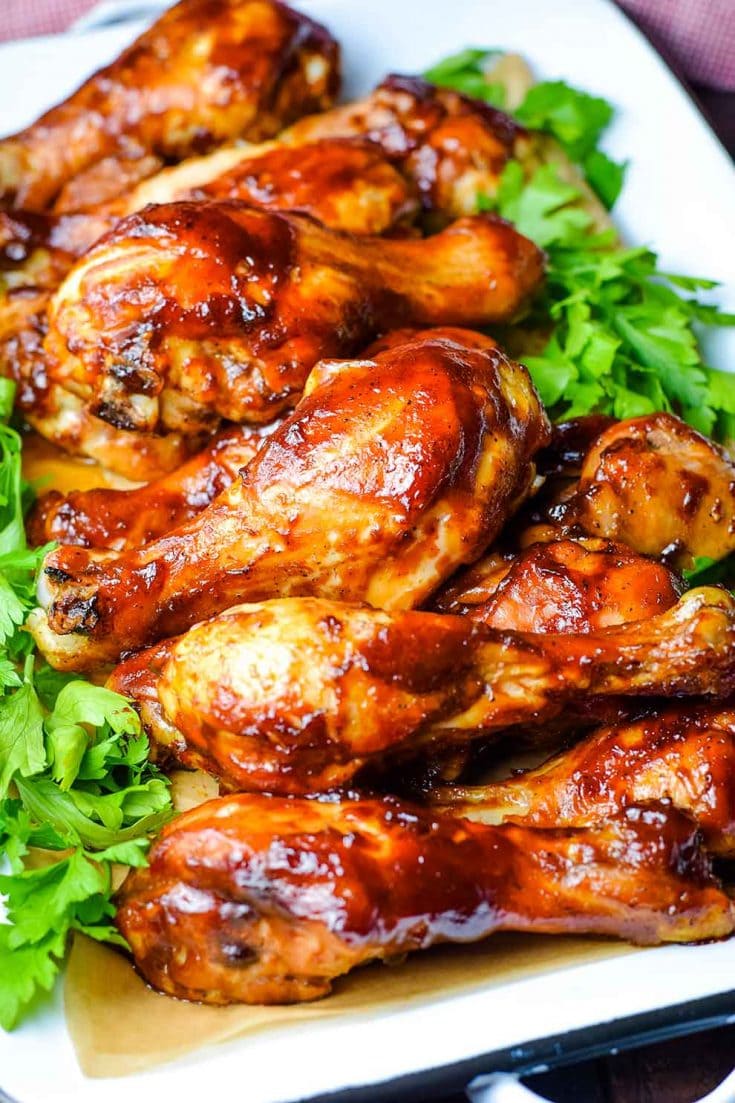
[426, 50, 733, 427]
[0, 384, 174, 1030]
[683, 555, 735, 590]
[486, 161, 735, 442]
[1, 849, 109, 946]
[485, 161, 595, 247]
[514, 79, 613, 160]
[0, 660, 45, 798]
[0, 683, 172, 1031]
[0, 926, 65, 1033]
[0, 675, 172, 1030]
[425, 54, 626, 207]
[45, 682, 141, 790]
[583, 148, 627, 210]
[424, 48, 506, 107]
[0, 845, 146, 1030]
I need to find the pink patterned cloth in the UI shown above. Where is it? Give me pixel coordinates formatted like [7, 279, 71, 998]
[0, 0, 733, 89]
[618, 0, 735, 90]
[0, 0, 97, 41]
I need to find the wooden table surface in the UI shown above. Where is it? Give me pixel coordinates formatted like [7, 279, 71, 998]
[439, 26, 735, 1103]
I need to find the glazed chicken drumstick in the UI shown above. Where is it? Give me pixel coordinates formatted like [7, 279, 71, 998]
[283, 73, 525, 222]
[436, 700, 735, 857]
[433, 537, 684, 632]
[431, 408, 735, 631]
[1, 72, 523, 299]
[31, 328, 550, 668]
[420, 536, 683, 777]
[1, 139, 421, 478]
[27, 422, 280, 550]
[107, 587, 735, 794]
[537, 412, 735, 569]
[0, 0, 339, 212]
[115, 792, 734, 1005]
[42, 204, 543, 435]
[0, 137, 417, 296]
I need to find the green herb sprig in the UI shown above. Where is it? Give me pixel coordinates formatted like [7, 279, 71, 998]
[683, 554, 735, 592]
[488, 163, 735, 438]
[0, 383, 173, 1031]
[425, 52, 735, 444]
[423, 48, 507, 108]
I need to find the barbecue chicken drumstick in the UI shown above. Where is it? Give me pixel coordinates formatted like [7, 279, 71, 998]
[0, 0, 339, 212]
[284, 74, 525, 223]
[122, 73, 524, 226]
[0, 73, 524, 296]
[1, 140, 419, 477]
[0, 137, 417, 294]
[115, 792, 734, 1005]
[27, 422, 279, 550]
[171, 137, 418, 233]
[130, 71, 522, 227]
[539, 413, 735, 569]
[107, 587, 735, 795]
[438, 410, 735, 631]
[31, 328, 550, 668]
[433, 537, 683, 631]
[42, 205, 543, 435]
[437, 701, 735, 857]
[426, 537, 683, 777]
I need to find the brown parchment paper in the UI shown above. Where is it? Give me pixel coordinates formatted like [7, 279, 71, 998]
[23, 55, 631, 1080]
[61, 769, 635, 1078]
[65, 929, 633, 1079]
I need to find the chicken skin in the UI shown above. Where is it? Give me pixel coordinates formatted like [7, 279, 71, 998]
[0, 0, 339, 212]
[0, 137, 418, 296]
[178, 137, 418, 233]
[115, 793, 734, 1006]
[31, 329, 550, 668]
[536, 416, 618, 480]
[0, 210, 87, 294]
[0, 285, 206, 480]
[27, 422, 279, 550]
[1, 141, 422, 476]
[107, 588, 735, 795]
[42, 204, 543, 435]
[433, 538, 683, 631]
[284, 74, 525, 224]
[97, 72, 523, 231]
[438, 701, 735, 857]
[0, 290, 202, 481]
[0, 72, 524, 298]
[545, 413, 735, 569]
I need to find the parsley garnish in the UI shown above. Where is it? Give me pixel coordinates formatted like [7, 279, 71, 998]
[423, 48, 506, 108]
[0, 384, 173, 1031]
[424, 50, 626, 207]
[683, 555, 735, 591]
[426, 52, 735, 444]
[489, 164, 735, 438]
[513, 80, 626, 209]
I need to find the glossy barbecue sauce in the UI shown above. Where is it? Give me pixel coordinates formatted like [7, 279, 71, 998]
[40, 329, 548, 659]
[3, 0, 340, 210]
[378, 74, 523, 153]
[115, 791, 732, 1003]
[96, 202, 295, 352]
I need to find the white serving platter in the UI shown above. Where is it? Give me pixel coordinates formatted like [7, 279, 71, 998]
[1, 2, 734, 1100]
